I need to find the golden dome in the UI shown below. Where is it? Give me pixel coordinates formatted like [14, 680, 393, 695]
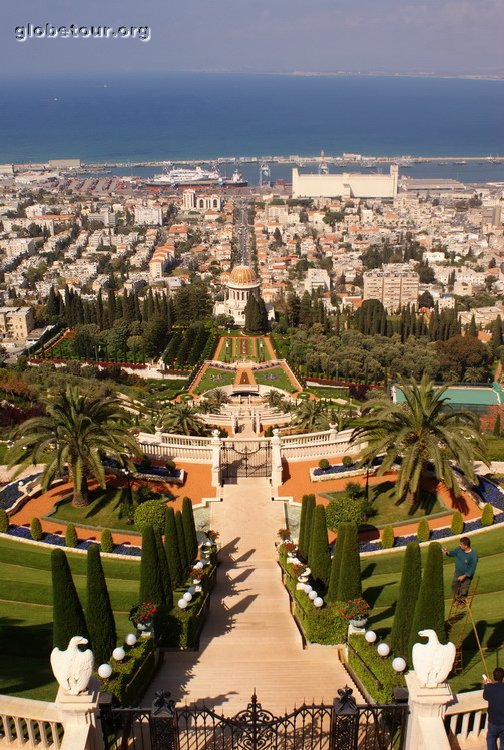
[228, 265, 257, 285]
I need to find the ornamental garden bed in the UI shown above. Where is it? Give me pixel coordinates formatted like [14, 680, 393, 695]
[254, 366, 297, 393]
[194, 366, 236, 394]
[309, 464, 377, 483]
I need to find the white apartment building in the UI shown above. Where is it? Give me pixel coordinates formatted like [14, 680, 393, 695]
[0, 306, 35, 340]
[304, 268, 331, 294]
[363, 266, 419, 312]
[134, 205, 163, 226]
[182, 190, 223, 212]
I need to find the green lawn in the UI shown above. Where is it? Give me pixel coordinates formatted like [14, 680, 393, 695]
[194, 366, 236, 394]
[217, 336, 272, 363]
[322, 482, 445, 530]
[0, 535, 140, 700]
[362, 526, 504, 693]
[46, 487, 174, 533]
[484, 436, 504, 462]
[254, 366, 296, 393]
[306, 385, 350, 399]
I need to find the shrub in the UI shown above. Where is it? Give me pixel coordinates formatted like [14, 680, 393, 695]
[348, 635, 405, 703]
[308, 505, 331, 588]
[345, 482, 363, 500]
[175, 510, 188, 572]
[154, 528, 173, 611]
[100, 528, 114, 553]
[51, 548, 88, 649]
[182, 497, 198, 564]
[65, 524, 78, 548]
[326, 524, 347, 603]
[416, 518, 430, 543]
[134, 499, 167, 533]
[380, 525, 395, 549]
[326, 495, 365, 530]
[481, 503, 494, 527]
[164, 508, 183, 587]
[0, 509, 8, 532]
[337, 522, 362, 602]
[30, 517, 43, 541]
[318, 458, 330, 471]
[342, 456, 353, 467]
[139, 526, 165, 608]
[391, 542, 421, 659]
[86, 544, 116, 665]
[99, 638, 155, 704]
[298, 494, 315, 560]
[165, 460, 176, 474]
[450, 511, 464, 536]
[409, 542, 446, 660]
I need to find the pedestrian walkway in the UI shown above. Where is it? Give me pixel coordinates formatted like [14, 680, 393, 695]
[146, 478, 362, 714]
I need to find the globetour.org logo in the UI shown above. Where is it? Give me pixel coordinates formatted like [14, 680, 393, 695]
[15, 23, 151, 42]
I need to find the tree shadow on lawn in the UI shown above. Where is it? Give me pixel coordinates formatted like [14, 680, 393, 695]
[363, 582, 397, 608]
[462, 618, 504, 654]
[367, 604, 396, 629]
[361, 562, 376, 581]
[0, 616, 56, 697]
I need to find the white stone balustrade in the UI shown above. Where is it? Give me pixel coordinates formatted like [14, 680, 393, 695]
[444, 689, 488, 749]
[0, 695, 64, 749]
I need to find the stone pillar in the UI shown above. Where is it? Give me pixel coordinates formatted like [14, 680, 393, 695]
[404, 672, 453, 750]
[55, 688, 104, 750]
[270, 429, 283, 490]
[211, 429, 222, 488]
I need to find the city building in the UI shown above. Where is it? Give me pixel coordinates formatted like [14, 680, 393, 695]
[0, 306, 35, 341]
[363, 265, 419, 312]
[182, 190, 223, 212]
[304, 268, 330, 294]
[292, 165, 398, 199]
[134, 205, 163, 226]
[213, 264, 262, 326]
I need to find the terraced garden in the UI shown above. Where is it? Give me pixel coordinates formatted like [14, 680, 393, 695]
[193, 366, 236, 395]
[253, 365, 297, 393]
[0, 535, 140, 700]
[363, 526, 504, 694]
[217, 336, 271, 362]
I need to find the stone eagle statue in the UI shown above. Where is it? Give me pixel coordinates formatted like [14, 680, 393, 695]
[412, 629, 456, 688]
[50, 636, 94, 696]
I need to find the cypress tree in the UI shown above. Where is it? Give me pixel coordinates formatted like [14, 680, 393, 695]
[139, 526, 165, 606]
[298, 495, 309, 560]
[308, 504, 331, 588]
[301, 494, 316, 562]
[164, 507, 183, 588]
[337, 522, 362, 602]
[154, 528, 173, 610]
[493, 415, 501, 437]
[326, 523, 348, 602]
[182, 496, 198, 563]
[468, 314, 478, 337]
[86, 544, 116, 665]
[175, 511, 188, 574]
[51, 548, 88, 649]
[408, 542, 446, 660]
[390, 542, 421, 659]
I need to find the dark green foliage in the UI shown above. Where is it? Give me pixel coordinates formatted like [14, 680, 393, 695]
[175, 511, 188, 573]
[51, 548, 87, 649]
[139, 526, 165, 606]
[99, 638, 155, 705]
[86, 544, 116, 664]
[493, 415, 501, 437]
[380, 525, 395, 549]
[154, 528, 173, 610]
[100, 528, 114, 553]
[326, 495, 365, 530]
[342, 456, 353, 467]
[390, 542, 421, 659]
[409, 542, 446, 659]
[0, 509, 9, 532]
[65, 524, 78, 548]
[348, 635, 405, 703]
[450, 511, 464, 536]
[30, 517, 43, 541]
[164, 508, 183, 587]
[417, 518, 430, 543]
[481, 503, 494, 527]
[326, 524, 348, 603]
[182, 496, 197, 564]
[299, 494, 315, 560]
[337, 522, 362, 602]
[244, 295, 264, 334]
[308, 505, 331, 588]
[134, 499, 167, 533]
[318, 458, 330, 470]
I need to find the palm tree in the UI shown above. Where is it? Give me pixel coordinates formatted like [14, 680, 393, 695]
[291, 399, 331, 433]
[350, 374, 489, 505]
[265, 390, 290, 412]
[8, 386, 140, 507]
[160, 402, 206, 436]
[464, 367, 486, 383]
[201, 388, 230, 414]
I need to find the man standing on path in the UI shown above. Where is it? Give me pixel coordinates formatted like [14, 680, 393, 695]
[483, 668, 504, 749]
[442, 536, 478, 602]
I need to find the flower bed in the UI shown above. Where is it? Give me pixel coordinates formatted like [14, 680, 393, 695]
[99, 637, 156, 704]
[3, 524, 142, 556]
[0, 472, 42, 511]
[310, 465, 377, 482]
[472, 476, 504, 511]
[347, 634, 405, 703]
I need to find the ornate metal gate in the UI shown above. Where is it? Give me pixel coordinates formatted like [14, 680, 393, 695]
[221, 441, 272, 480]
[100, 689, 409, 750]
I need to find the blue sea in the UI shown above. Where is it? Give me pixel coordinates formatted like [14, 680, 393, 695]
[1, 73, 504, 177]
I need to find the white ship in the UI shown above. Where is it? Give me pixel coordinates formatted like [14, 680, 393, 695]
[146, 165, 221, 186]
[221, 169, 248, 187]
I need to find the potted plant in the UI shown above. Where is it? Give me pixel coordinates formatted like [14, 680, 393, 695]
[282, 541, 297, 555]
[341, 597, 370, 629]
[128, 601, 158, 633]
[277, 528, 291, 541]
[191, 567, 206, 583]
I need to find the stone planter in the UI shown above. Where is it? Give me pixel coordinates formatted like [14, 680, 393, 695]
[349, 617, 368, 630]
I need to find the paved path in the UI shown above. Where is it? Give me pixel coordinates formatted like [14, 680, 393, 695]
[146, 478, 361, 714]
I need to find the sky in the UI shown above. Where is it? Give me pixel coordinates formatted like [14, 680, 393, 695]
[2, 0, 504, 78]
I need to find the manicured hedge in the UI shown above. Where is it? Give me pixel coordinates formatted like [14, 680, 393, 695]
[164, 565, 217, 648]
[100, 637, 156, 705]
[348, 634, 405, 703]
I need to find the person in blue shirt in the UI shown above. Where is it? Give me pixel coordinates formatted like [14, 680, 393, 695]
[442, 536, 478, 601]
[483, 668, 504, 750]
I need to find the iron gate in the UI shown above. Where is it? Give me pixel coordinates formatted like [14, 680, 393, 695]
[100, 689, 409, 750]
[221, 441, 272, 480]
